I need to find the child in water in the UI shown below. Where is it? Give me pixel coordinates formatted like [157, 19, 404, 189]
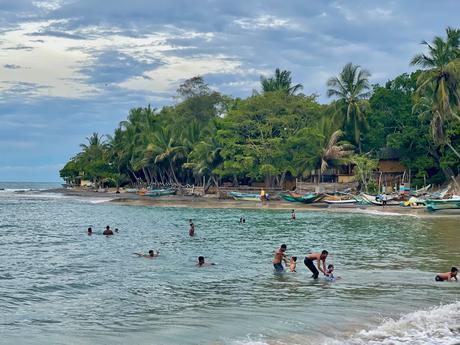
[435, 267, 458, 281]
[289, 256, 297, 272]
[324, 264, 338, 281]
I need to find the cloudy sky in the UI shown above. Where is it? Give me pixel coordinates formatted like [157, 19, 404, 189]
[0, 0, 458, 181]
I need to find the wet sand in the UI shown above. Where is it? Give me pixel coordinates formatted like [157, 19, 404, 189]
[42, 188, 460, 218]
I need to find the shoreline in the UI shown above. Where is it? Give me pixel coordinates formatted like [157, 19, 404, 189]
[40, 188, 460, 218]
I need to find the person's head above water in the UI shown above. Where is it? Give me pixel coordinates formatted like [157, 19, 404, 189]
[321, 250, 329, 259]
[198, 256, 205, 265]
[291, 256, 297, 262]
[106, 225, 110, 230]
[451, 267, 458, 275]
[87, 227, 92, 232]
[327, 264, 334, 270]
[149, 250, 154, 257]
[280, 244, 287, 252]
[291, 209, 295, 213]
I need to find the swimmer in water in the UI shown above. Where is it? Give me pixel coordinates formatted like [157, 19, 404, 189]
[197, 256, 214, 267]
[273, 244, 288, 272]
[87, 227, 93, 235]
[289, 256, 297, 272]
[134, 250, 159, 259]
[291, 209, 296, 220]
[435, 267, 458, 281]
[103, 226, 114, 236]
[189, 222, 195, 237]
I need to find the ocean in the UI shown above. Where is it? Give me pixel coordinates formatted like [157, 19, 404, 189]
[1, 182, 459, 345]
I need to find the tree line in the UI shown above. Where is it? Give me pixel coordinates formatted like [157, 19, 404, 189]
[60, 27, 460, 191]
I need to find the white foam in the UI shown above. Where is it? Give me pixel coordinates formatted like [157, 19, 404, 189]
[327, 302, 460, 345]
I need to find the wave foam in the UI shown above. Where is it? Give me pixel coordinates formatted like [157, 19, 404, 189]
[328, 302, 460, 345]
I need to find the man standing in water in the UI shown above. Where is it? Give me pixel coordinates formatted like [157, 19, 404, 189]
[103, 226, 114, 236]
[291, 210, 296, 220]
[304, 250, 328, 279]
[273, 244, 288, 272]
[189, 220, 195, 237]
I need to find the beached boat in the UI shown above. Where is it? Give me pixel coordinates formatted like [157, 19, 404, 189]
[280, 191, 324, 204]
[144, 188, 176, 197]
[426, 197, 460, 212]
[324, 199, 358, 205]
[124, 188, 138, 193]
[228, 192, 261, 201]
[360, 193, 398, 206]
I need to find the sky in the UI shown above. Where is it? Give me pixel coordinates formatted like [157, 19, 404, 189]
[0, 0, 459, 182]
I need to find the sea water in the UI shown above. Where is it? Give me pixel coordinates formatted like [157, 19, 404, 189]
[1, 182, 459, 345]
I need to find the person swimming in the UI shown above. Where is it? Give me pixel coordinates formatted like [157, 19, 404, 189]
[435, 267, 458, 281]
[289, 256, 297, 272]
[103, 226, 114, 236]
[134, 250, 159, 259]
[189, 222, 195, 237]
[87, 227, 93, 235]
[197, 256, 214, 267]
[324, 264, 337, 281]
[273, 244, 288, 272]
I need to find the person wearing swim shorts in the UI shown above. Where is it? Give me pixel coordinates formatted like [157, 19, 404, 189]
[273, 244, 288, 272]
[435, 267, 458, 281]
[304, 250, 328, 279]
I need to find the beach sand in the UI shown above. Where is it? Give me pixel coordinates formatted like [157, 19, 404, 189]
[42, 188, 460, 218]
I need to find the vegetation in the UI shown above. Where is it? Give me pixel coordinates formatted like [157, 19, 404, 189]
[61, 28, 460, 190]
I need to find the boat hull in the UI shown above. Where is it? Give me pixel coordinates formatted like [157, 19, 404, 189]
[229, 192, 261, 201]
[426, 198, 460, 212]
[145, 189, 176, 197]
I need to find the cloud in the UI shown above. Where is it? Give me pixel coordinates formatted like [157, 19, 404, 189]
[3, 64, 21, 69]
[0, 0, 460, 181]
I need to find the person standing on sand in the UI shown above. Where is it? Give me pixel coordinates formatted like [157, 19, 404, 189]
[103, 226, 114, 236]
[273, 244, 288, 272]
[291, 209, 296, 220]
[304, 250, 328, 279]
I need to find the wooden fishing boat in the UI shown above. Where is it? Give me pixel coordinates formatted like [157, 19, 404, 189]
[426, 197, 460, 212]
[229, 192, 261, 201]
[324, 199, 357, 205]
[144, 188, 176, 197]
[280, 191, 324, 204]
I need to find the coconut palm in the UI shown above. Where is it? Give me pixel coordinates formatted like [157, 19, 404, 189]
[260, 68, 303, 95]
[411, 27, 460, 123]
[327, 63, 371, 152]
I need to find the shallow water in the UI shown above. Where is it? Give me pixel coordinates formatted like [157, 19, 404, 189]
[1, 183, 459, 344]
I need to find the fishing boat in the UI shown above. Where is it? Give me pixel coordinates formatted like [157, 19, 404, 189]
[280, 191, 324, 204]
[324, 199, 357, 205]
[228, 192, 261, 201]
[360, 193, 398, 206]
[426, 196, 460, 212]
[144, 188, 176, 197]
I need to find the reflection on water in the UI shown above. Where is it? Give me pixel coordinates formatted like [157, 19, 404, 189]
[0, 189, 459, 345]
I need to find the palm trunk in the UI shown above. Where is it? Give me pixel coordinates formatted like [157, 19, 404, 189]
[446, 142, 460, 159]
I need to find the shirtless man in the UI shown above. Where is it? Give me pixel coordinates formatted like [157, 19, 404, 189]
[291, 210, 296, 220]
[435, 267, 458, 281]
[103, 226, 114, 236]
[197, 256, 215, 267]
[304, 250, 328, 279]
[189, 222, 195, 237]
[134, 250, 159, 259]
[273, 244, 288, 272]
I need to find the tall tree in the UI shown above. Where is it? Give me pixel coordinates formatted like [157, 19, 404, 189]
[260, 68, 303, 95]
[327, 62, 371, 152]
[411, 27, 460, 159]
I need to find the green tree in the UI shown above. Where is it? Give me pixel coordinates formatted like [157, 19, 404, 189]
[260, 68, 303, 95]
[327, 63, 371, 152]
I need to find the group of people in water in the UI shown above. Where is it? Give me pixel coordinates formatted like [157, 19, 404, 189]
[86, 210, 458, 281]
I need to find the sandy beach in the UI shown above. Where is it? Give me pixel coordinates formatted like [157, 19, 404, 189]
[42, 188, 460, 218]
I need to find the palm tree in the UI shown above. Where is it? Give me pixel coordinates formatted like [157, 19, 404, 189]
[411, 27, 460, 159]
[411, 27, 460, 123]
[327, 63, 371, 152]
[260, 68, 303, 95]
[315, 119, 354, 183]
